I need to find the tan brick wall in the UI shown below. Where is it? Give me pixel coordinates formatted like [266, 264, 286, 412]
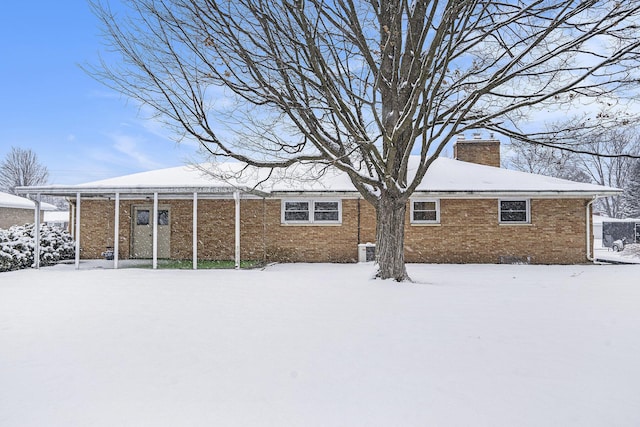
[0, 207, 34, 229]
[404, 198, 589, 264]
[453, 140, 501, 167]
[75, 196, 591, 264]
[73, 200, 116, 258]
[262, 199, 360, 263]
[359, 199, 377, 244]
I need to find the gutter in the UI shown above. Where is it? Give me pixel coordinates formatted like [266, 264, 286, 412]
[16, 185, 270, 198]
[411, 190, 622, 199]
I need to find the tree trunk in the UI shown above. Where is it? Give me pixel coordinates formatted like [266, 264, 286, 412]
[375, 194, 409, 281]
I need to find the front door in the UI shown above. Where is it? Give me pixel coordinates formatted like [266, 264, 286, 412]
[132, 205, 170, 258]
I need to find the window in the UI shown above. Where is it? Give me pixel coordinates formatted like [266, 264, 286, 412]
[136, 209, 169, 226]
[282, 200, 341, 224]
[499, 199, 529, 223]
[283, 201, 310, 222]
[158, 210, 169, 226]
[314, 201, 339, 221]
[411, 199, 440, 223]
[136, 209, 150, 226]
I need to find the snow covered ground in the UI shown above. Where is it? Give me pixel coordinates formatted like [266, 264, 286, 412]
[594, 240, 640, 264]
[1, 262, 640, 427]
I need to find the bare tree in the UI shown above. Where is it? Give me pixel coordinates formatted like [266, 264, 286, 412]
[506, 126, 640, 218]
[504, 141, 591, 183]
[90, 0, 640, 280]
[0, 147, 49, 195]
[575, 128, 640, 218]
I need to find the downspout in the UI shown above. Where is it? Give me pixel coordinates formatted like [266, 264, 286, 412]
[357, 198, 361, 244]
[234, 191, 241, 270]
[586, 197, 597, 262]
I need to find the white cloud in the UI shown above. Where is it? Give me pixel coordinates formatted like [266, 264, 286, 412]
[110, 133, 164, 170]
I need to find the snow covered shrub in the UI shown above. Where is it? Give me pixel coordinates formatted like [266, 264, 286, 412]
[0, 224, 75, 272]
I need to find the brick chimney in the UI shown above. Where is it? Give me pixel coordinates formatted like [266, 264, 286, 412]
[453, 133, 501, 167]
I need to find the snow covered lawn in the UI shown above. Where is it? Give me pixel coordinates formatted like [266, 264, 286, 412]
[1, 263, 640, 427]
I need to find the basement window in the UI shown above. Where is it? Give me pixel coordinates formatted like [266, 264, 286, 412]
[411, 199, 440, 224]
[282, 200, 341, 224]
[499, 199, 530, 224]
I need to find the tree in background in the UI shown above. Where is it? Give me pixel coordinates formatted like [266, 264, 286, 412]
[506, 126, 640, 218]
[505, 141, 591, 183]
[91, 1, 640, 280]
[0, 147, 49, 195]
[620, 160, 640, 218]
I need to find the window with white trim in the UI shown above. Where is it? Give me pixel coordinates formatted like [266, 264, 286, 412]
[411, 199, 440, 223]
[282, 200, 341, 224]
[283, 201, 310, 222]
[499, 199, 530, 223]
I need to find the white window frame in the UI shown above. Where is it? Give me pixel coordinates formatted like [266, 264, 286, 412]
[499, 199, 530, 224]
[410, 199, 440, 224]
[282, 200, 311, 223]
[281, 199, 342, 224]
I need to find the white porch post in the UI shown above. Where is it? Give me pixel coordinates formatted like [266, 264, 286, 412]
[153, 192, 158, 270]
[234, 190, 240, 270]
[114, 193, 120, 269]
[193, 192, 198, 270]
[33, 194, 41, 269]
[75, 192, 81, 270]
[70, 202, 75, 238]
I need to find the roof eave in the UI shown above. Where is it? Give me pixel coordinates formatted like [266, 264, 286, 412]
[412, 190, 622, 198]
[16, 185, 271, 198]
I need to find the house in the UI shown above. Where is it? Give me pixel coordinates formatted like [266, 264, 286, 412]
[16, 136, 620, 268]
[43, 210, 70, 230]
[0, 191, 57, 229]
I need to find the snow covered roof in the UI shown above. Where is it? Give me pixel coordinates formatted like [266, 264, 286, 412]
[0, 191, 57, 210]
[15, 157, 620, 198]
[44, 211, 70, 223]
[414, 158, 620, 196]
[592, 215, 640, 224]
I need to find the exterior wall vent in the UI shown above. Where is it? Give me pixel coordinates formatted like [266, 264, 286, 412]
[358, 243, 376, 262]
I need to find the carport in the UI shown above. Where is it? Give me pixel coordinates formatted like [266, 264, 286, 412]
[17, 184, 267, 270]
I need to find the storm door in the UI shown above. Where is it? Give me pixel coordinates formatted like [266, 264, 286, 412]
[132, 205, 170, 258]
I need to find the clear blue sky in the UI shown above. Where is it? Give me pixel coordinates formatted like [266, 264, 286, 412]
[0, 1, 199, 185]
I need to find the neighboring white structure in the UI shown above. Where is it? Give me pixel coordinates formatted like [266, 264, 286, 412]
[592, 214, 640, 248]
[43, 210, 70, 230]
[0, 191, 57, 229]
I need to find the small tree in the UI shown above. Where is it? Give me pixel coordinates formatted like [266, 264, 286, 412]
[91, 1, 640, 280]
[0, 147, 49, 195]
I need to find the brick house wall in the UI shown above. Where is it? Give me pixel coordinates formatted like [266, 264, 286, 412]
[73, 195, 591, 264]
[0, 207, 35, 229]
[75, 198, 365, 263]
[262, 199, 361, 262]
[405, 198, 589, 264]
